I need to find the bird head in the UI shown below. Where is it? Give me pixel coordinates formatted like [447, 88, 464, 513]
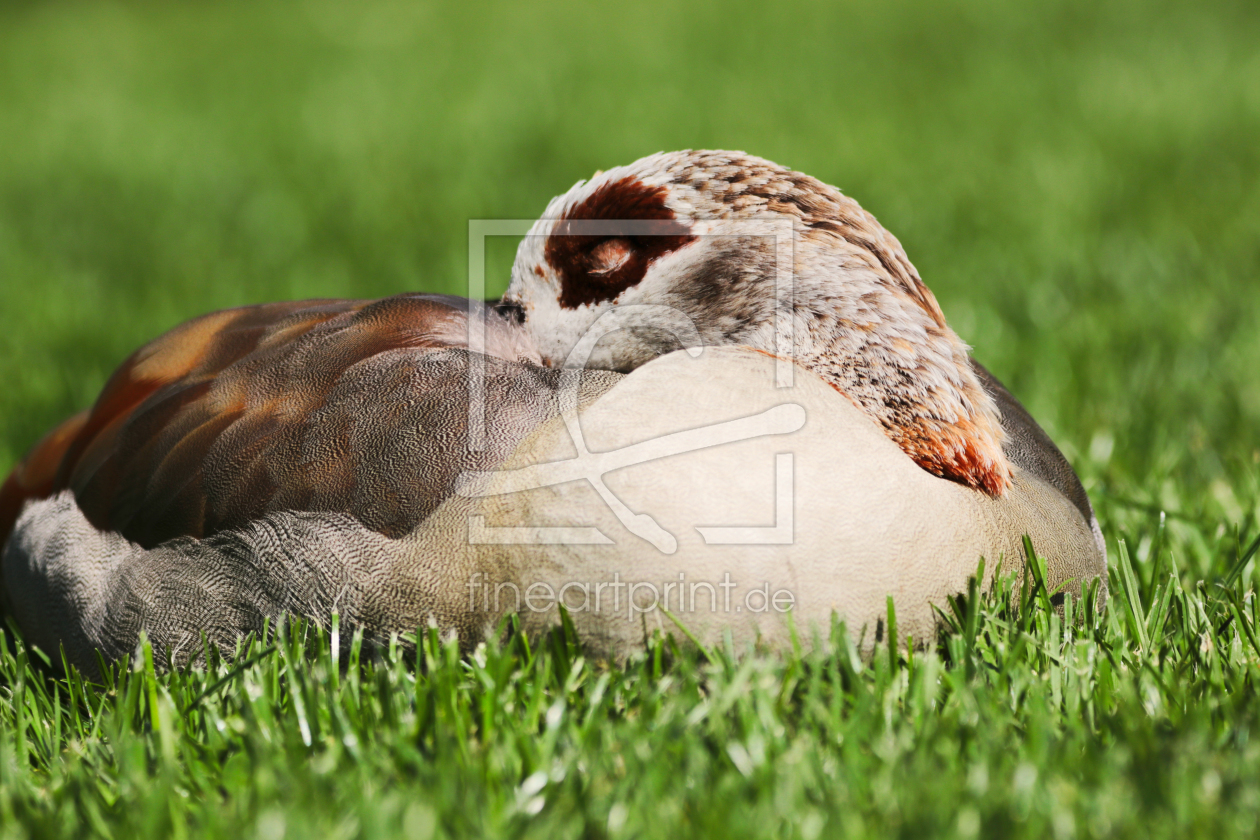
[503, 150, 1011, 496]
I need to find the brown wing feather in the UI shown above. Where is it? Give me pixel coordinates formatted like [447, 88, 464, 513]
[1, 294, 577, 550]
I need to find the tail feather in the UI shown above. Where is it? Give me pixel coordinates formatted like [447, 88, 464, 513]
[0, 411, 89, 551]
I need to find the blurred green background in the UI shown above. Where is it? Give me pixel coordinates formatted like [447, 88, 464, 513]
[1, 0, 1258, 559]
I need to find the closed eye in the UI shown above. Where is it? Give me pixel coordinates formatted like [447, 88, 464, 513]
[588, 237, 632, 275]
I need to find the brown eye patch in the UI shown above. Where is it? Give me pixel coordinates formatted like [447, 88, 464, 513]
[545, 176, 696, 309]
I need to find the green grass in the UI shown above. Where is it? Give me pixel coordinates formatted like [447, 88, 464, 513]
[2, 0, 1260, 836]
[2, 549, 1260, 838]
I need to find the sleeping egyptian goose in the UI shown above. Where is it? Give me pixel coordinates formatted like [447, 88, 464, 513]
[1, 151, 1105, 672]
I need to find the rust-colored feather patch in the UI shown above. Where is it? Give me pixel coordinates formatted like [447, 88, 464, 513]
[891, 415, 1012, 497]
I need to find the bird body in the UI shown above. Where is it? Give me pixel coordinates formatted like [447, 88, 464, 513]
[1, 151, 1106, 671]
[1, 294, 599, 550]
